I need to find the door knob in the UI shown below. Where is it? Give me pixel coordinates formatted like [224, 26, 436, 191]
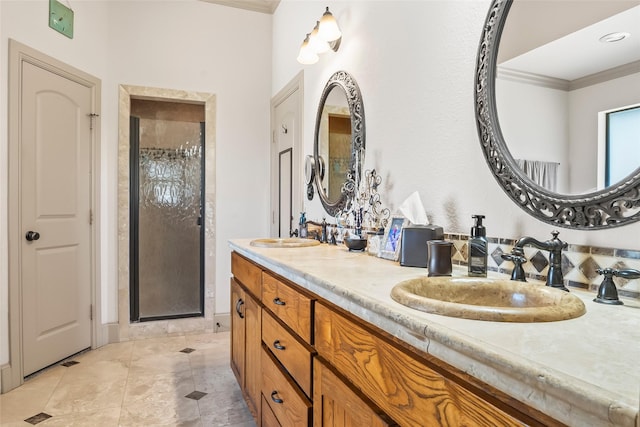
[25, 231, 40, 241]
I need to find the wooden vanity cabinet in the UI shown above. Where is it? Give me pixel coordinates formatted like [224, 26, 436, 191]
[231, 252, 563, 427]
[230, 253, 262, 421]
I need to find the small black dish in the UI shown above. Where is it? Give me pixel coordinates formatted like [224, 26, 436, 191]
[344, 237, 367, 252]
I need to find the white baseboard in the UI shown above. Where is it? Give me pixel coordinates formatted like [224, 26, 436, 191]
[102, 323, 120, 345]
[1, 363, 16, 394]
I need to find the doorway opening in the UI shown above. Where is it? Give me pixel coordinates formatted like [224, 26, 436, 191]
[278, 148, 293, 237]
[270, 72, 303, 238]
[129, 100, 205, 321]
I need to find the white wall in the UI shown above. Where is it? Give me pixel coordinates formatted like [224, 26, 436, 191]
[103, 1, 272, 316]
[496, 78, 569, 192]
[272, 0, 640, 254]
[0, 0, 271, 366]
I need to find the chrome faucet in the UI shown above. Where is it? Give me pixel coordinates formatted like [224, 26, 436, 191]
[508, 231, 569, 292]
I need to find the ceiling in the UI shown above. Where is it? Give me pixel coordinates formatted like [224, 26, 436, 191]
[499, 2, 640, 84]
[200, 0, 280, 14]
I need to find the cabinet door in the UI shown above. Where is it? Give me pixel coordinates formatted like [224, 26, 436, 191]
[245, 293, 262, 419]
[230, 279, 246, 387]
[315, 303, 524, 427]
[314, 358, 397, 427]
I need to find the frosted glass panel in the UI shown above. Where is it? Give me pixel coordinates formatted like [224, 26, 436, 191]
[137, 118, 203, 318]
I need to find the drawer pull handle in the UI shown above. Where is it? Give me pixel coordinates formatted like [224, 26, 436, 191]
[270, 390, 284, 404]
[273, 297, 286, 306]
[273, 340, 286, 351]
[235, 298, 244, 319]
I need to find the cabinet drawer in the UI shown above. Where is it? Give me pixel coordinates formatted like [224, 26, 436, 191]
[262, 272, 313, 343]
[315, 303, 524, 427]
[262, 309, 314, 398]
[261, 394, 281, 427]
[231, 252, 262, 298]
[261, 345, 312, 427]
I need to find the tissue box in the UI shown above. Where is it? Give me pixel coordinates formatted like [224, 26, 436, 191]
[400, 225, 444, 268]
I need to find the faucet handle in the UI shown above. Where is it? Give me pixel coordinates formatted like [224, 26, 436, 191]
[504, 247, 527, 282]
[613, 268, 640, 280]
[594, 268, 625, 305]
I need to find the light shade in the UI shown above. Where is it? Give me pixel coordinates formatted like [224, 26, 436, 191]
[297, 34, 319, 65]
[318, 7, 341, 42]
[309, 21, 331, 54]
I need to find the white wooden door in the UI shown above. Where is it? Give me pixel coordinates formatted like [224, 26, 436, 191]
[20, 61, 92, 376]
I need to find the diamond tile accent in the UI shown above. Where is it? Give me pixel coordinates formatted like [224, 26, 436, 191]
[561, 254, 574, 276]
[179, 348, 196, 354]
[459, 242, 468, 261]
[491, 247, 505, 267]
[185, 390, 207, 400]
[579, 257, 601, 281]
[530, 251, 549, 273]
[25, 413, 52, 425]
[60, 360, 79, 367]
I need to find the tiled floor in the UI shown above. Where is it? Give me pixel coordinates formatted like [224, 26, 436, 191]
[0, 331, 255, 426]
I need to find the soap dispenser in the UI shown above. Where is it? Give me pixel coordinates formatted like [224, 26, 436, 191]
[299, 212, 308, 238]
[468, 214, 488, 277]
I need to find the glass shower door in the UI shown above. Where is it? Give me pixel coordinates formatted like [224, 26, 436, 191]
[130, 112, 204, 321]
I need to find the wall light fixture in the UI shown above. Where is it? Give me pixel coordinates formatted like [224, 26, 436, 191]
[297, 7, 342, 65]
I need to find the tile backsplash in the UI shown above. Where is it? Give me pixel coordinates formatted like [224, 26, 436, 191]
[446, 233, 640, 301]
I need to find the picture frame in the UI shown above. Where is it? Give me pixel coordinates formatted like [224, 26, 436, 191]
[379, 215, 409, 261]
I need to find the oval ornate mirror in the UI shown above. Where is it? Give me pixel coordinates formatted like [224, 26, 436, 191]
[314, 70, 365, 216]
[475, 0, 640, 229]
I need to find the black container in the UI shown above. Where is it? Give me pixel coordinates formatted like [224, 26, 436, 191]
[427, 240, 453, 277]
[400, 225, 444, 268]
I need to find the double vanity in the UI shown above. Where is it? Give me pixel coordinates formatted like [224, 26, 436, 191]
[229, 239, 640, 427]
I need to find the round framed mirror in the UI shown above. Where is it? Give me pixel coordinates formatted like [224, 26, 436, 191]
[475, 0, 640, 229]
[314, 70, 365, 216]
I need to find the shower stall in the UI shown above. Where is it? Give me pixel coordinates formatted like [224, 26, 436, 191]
[130, 100, 205, 321]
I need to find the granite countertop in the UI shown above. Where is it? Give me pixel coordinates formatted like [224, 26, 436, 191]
[229, 239, 640, 427]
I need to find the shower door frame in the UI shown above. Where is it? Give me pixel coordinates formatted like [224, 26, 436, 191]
[129, 116, 206, 322]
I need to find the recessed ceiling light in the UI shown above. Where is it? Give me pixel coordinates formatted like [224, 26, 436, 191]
[599, 32, 631, 43]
